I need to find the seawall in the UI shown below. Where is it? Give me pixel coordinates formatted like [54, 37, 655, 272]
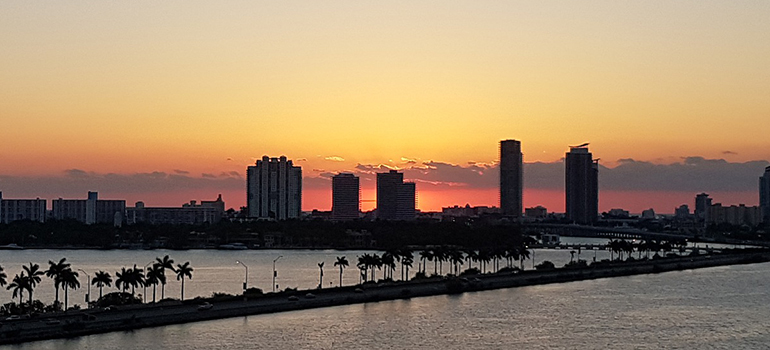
[2, 251, 768, 346]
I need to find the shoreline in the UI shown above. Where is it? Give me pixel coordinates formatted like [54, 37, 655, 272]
[2, 250, 768, 346]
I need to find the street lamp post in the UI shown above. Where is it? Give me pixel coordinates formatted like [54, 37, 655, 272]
[78, 269, 90, 308]
[272, 256, 283, 293]
[236, 260, 249, 291]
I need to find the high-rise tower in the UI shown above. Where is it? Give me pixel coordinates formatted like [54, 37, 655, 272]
[500, 140, 523, 218]
[376, 170, 416, 220]
[332, 173, 360, 221]
[695, 193, 712, 223]
[246, 156, 302, 220]
[760, 166, 770, 224]
[565, 144, 598, 225]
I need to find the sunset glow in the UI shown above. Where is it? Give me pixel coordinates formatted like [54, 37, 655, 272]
[2, 1, 769, 213]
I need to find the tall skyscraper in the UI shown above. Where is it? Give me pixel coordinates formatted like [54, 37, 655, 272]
[695, 193, 712, 222]
[376, 170, 416, 220]
[760, 166, 770, 224]
[247, 156, 302, 220]
[565, 144, 598, 225]
[332, 173, 360, 221]
[499, 139, 523, 218]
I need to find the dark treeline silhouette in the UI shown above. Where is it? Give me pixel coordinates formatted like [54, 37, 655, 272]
[0, 219, 533, 250]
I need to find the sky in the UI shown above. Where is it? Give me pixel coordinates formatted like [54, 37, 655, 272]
[1, 1, 769, 213]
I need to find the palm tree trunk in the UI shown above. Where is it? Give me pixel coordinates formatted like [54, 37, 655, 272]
[181, 278, 185, 300]
[153, 285, 157, 303]
[64, 287, 69, 310]
[161, 283, 165, 299]
[100, 286, 103, 299]
[55, 286, 60, 305]
[339, 268, 343, 287]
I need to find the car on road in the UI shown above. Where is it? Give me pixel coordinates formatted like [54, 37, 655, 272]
[44, 318, 61, 325]
[304, 293, 316, 299]
[197, 302, 214, 311]
[5, 315, 20, 321]
[287, 296, 299, 301]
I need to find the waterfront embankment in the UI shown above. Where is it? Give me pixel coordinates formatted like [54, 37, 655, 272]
[2, 250, 769, 345]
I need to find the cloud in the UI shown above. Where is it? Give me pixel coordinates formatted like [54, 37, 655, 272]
[299, 157, 769, 193]
[722, 151, 738, 155]
[401, 157, 418, 164]
[0, 171, 244, 198]
[2, 157, 766, 200]
[324, 156, 345, 162]
[173, 169, 190, 175]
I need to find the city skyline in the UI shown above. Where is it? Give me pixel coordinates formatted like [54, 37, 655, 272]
[1, 145, 767, 216]
[1, 2, 769, 213]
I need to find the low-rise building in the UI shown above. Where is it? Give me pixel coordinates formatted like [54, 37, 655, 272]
[708, 203, 763, 226]
[525, 206, 548, 219]
[0, 191, 46, 223]
[52, 192, 125, 225]
[126, 195, 225, 225]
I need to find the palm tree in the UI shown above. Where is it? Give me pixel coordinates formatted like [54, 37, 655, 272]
[60, 269, 80, 310]
[334, 256, 348, 287]
[370, 254, 382, 281]
[115, 267, 130, 293]
[399, 249, 413, 281]
[91, 271, 112, 300]
[46, 258, 71, 306]
[6, 273, 28, 303]
[381, 253, 396, 280]
[356, 255, 368, 283]
[22, 263, 43, 304]
[449, 250, 464, 275]
[0, 265, 7, 288]
[128, 264, 145, 296]
[175, 262, 193, 300]
[402, 256, 414, 281]
[155, 255, 175, 299]
[145, 265, 163, 303]
[317, 262, 325, 289]
[464, 250, 479, 270]
[419, 250, 432, 274]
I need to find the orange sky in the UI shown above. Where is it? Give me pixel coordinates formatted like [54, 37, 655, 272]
[1, 1, 769, 213]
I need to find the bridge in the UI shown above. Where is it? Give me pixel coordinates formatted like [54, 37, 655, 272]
[523, 223, 693, 242]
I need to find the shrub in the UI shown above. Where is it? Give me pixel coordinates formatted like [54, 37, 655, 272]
[535, 261, 555, 270]
[460, 267, 481, 276]
[95, 292, 142, 308]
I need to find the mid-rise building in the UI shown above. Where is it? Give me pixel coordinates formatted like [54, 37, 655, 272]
[0, 192, 46, 224]
[499, 139, 523, 218]
[675, 204, 691, 220]
[376, 170, 416, 220]
[126, 195, 225, 225]
[695, 193, 712, 222]
[565, 144, 599, 225]
[246, 156, 302, 220]
[524, 206, 548, 219]
[708, 203, 763, 227]
[761, 166, 770, 224]
[607, 208, 630, 218]
[332, 173, 360, 221]
[52, 192, 125, 225]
